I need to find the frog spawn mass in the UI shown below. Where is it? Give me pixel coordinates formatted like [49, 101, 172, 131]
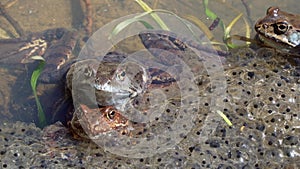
[0, 13, 299, 166]
[1, 47, 299, 168]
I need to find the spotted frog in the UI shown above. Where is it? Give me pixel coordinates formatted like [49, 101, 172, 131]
[255, 7, 300, 55]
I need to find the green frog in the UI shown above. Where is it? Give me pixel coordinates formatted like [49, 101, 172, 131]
[255, 7, 300, 55]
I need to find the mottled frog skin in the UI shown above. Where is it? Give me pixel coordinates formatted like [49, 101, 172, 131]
[66, 52, 149, 111]
[70, 104, 131, 139]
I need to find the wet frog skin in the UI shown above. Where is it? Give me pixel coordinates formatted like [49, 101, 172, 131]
[70, 104, 129, 139]
[66, 57, 151, 137]
[71, 104, 146, 139]
[255, 7, 300, 55]
[66, 52, 149, 111]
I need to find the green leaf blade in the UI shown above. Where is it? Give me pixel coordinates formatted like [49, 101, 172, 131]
[30, 60, 47, 128]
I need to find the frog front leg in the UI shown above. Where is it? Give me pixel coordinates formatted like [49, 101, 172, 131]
[38, 28, 78, 83]
[0, 28, 78, 83]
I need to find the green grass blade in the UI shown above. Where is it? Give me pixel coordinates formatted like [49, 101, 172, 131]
[216, 110, 233, 126]
[203, 0, 217, 20]
[30, 60, 46, 127]
[135, 0, 169, 30]
[224, 13, 243, 39]
[110, 8, 207, 47]
[109, 14, 154, 39]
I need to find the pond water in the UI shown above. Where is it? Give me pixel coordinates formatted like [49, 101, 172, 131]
[0, 0, 299, 168]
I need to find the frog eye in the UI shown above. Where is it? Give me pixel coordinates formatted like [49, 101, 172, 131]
[274, 22, 289, 35]
[117, 70, 126, 81]
[120, 71, 126, 77]
[107, 109, 116, 120]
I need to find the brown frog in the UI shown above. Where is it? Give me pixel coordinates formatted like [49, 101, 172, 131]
[70, 103, 147, 139]
[54, 30, 209, 138]
[255, 7, 300, 55]
[70, 104, 131, 139]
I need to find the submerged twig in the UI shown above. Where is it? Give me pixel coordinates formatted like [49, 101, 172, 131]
[241, 0, 253, 26]
[0, 25, 15, 38]
[82, 0, 93, 37]
[3, 0, 18, 9]
[0, 2, 24, 37]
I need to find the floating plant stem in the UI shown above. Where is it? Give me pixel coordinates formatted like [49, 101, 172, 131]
[224, 13, 251, 48]
[224, 13, 243, 48]
[109, 12, 154, 39]
[184, 15, 214, 40]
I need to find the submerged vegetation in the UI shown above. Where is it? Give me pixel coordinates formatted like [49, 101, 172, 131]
[30, 56, 46, 128]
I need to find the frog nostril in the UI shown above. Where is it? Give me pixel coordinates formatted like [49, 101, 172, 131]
[57, 59, 66, 69]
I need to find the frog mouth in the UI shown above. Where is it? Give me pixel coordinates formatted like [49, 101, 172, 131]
[93, 80, 143, 101]
[94, 79, 140, 91]
[257, 34, 293, 52]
